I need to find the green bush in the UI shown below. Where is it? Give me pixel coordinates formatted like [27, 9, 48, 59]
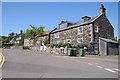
[43, 40, 49, 45]
[46, 44, 54, 48]
[46, 42, 71, 48]
[15, 43, 23, 46]
[63, 42, 71, 47]
[56, 42, 64, 48]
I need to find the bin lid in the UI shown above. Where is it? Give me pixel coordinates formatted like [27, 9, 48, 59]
[80, 48, 84, 50]
[71, 48, 77, 50]
[68, 48, 72, 50]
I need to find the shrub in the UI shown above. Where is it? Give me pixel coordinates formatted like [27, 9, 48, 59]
[46, 44, 54, 48]
[57, 42, 64, 48]
[63, 42, 71, 47]
[15, 43, 23, 46]
[46, 42, 72, 48]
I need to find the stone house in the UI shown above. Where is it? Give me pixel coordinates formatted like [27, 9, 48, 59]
[24, 38, 33, 47]
[36, 33, 49, 46]
[35, 28, 57, 45]
[10, 32, 24, 45]
[50, 4, 114, 46]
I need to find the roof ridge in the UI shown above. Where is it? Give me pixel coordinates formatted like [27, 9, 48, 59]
[52, 14, 103, 33]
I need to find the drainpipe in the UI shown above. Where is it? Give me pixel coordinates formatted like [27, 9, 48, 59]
[91, 23, 95, 42]
[91, 22, 95, 53]
[48, 28, 57, 44]
[48, 33, 50, 44]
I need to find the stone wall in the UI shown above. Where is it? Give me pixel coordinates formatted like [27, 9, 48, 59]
[24, 39, 33, 47]
[94, 15, 114, 43]
[36, 35, 48, 45]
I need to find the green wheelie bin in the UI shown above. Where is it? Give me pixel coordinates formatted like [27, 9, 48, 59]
[78, 48, 85, 56]
[68, 48, 76, 56]
[68, 48, 72, 56]
[72, 48, 77, 56]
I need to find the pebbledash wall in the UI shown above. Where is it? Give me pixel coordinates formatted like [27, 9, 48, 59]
[50, 4, 114, 45]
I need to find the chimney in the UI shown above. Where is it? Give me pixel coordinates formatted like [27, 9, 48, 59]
[82, 16, 91, 22]
[100, 4, 106, 15]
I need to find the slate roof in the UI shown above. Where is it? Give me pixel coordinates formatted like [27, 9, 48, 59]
[52, 14, 102, 33]
[35, 32, 49, 38]
[99, 37, 118, 43]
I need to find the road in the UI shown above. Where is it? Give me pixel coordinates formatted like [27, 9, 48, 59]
[2, 49, 119, 78]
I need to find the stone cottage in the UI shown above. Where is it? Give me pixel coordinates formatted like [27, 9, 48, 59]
[24, 38, 33, 47]
[10, 31, 24, 45]
[50, 4, 114, 46]
[36, 33, 49, 46]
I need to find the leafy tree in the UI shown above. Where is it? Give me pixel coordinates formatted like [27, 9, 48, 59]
[8, 32, 15, 37]
[36, 26, 45, 35]
[7, 32, 15, 43]
[1, 36, 9, 44]
[20, 30, 23, 34]
[24, 25, 46, 46]
[114, 37, 118, 42]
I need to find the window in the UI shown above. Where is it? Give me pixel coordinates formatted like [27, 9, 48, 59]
[67, 39, 71, 43]
[94, 25, 99, 32]
[54, 33, 59, 38]
[78, 38, 83, 43]
[90, 27, 92, 34]
[78, 27, 83, 34]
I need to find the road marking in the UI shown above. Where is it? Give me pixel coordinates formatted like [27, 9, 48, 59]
[114, 69, 120, 71]
[105, 68, 116, 73]
[96, 65, 103, 68]
[88, 63, 93, 66]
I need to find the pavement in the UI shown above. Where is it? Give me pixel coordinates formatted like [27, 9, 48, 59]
[0, 49, 5, 68]
[2, 49, 119, 78]
[0, 48, 5, 80]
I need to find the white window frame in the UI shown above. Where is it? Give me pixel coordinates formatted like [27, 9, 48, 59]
[94, 25, 99, 32]
[54, 33, 59, 38]
[78, 27, 83, 34]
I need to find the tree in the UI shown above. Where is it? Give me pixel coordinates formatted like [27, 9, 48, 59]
[1, 36, 9, 43]
[25, 29, 35, 39]
[24, 25, 46, 46]
[24, 25, 37, 46]
[36, 26, 45, 35]
[20, 30, 23, 34]
[8, 32, 15, 38]
[114, 37, 118, 42]
[8, 32, 15, 41]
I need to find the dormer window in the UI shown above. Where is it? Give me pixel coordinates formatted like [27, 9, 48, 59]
[59, 20, 74, 29]
[59, 20, 67, 28]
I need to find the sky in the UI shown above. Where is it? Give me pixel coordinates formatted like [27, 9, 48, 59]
[118, 2, 120, 38]
[2, 2, 118, 37]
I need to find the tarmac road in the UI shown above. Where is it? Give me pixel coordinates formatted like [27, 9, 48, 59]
[2, 49, 119, 78]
